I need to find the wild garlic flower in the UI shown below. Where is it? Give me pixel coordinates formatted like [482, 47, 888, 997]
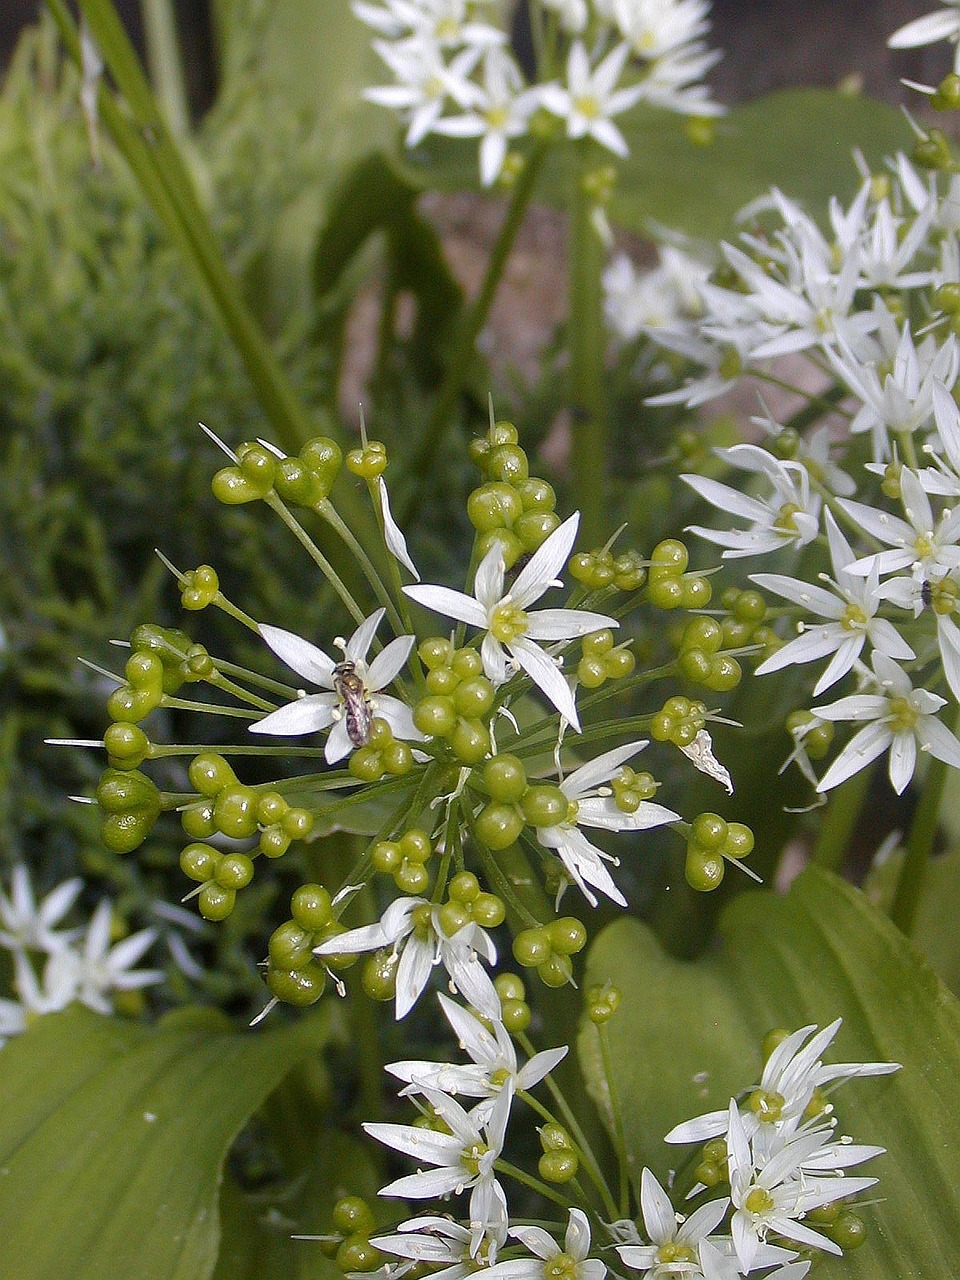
[43, 899, 163, 1017]
[483, 1209, 605, 1280]
[683, 445, 821, 559]
[433, 48, 541, 186]
[406, 513, 617, 730]
[752, 509, 916, 696]
[0, 864, 83, 956]
[364, 1081, 513, 1244]
[813, 652, 960, 794]
[250, 608, 422, 764]
[536, 741, 679, 907]
[373, 1213, 508, 1279]
[386, 992, 567, 1107]
[538, 41, 645, 157]
[838, 468, 960, 582]
[614, 1167, 730, 1278]
[889, 2, 960, 73]
[603, 246, 710, 343]
[313, 896, 499, 1019]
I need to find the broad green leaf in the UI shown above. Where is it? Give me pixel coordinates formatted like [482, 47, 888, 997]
[580, 868, 960, 1278]
[0, 1004, 331, 1280]
[865, 844, 960, 1000]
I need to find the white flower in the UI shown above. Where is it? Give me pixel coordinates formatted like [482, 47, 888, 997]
[538, 42, 645, 158]
[752, 509, 915, 696]
[603, 247, 709, 343]
[537, 741, 679, 907]
[683, 445, 821, 558]
[250, 608, 422, 763]
[666, 1019, 900, 1148]
[485, 1209, 605, 1280]
[614, 1168, 729, 1278]
[366, 38, 483, 146]
[433, 48, 539, 186]
[44, 900, 163, 1016]
[0, 865, 83, 956]
[889, 2, 960, 73]
[379, 477, 420, 580]
[373, 1213, 508, 1278]
[313, 896, 499, 1020]
[405, 513, 616, 731]
[839, 468, 960, 581]
[813, 652, 960, 794]
[387, 993, 567, 1105]
[539, 0, 589, 33]
[364, 1082, 513, 1247]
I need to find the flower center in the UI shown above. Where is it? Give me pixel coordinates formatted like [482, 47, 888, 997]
[573, 94, 600, 120]
[490, 1066, 512, 1087]
[656, 1243, 697, 1265]
[914, 533, 935, 560]
[543, 1253, 580, 1280]
[490, 600, 529, 643]
[411, 904, 435, 940]
[887, 695, 918, 732]
[841, 602, 868, 631]
[461, 1141, 490, 1177]
[424, 74, 445, 100]
[747, 1088, 785, 1123]
[485, 105, 509, 130]
[745, 1187, 775, 1216]
[565, 798, 580, 824]
[774, 502, 802, 533]
[932, 577, 959, 615]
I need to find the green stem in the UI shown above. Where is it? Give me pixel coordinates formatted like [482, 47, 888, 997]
[493, 1159, 577, 1212]
[568, 143, 608, 548]
[265, 496, 367, 627]
[598, 1022, 631, 1216]
[891, 706, 960, 934]
[140, 0, 190, 136]
[810, 765, 873, 872]
[398, 141, 550, 515]
[518, 1090, 618, 1220]
[319, 497, 406, 636]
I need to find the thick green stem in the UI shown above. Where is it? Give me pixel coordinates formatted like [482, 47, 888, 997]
[891, 711, 960, 933]
[398, 141, 549, 514]
[811, 765, 872, 872]
[568, 145, 608, 548]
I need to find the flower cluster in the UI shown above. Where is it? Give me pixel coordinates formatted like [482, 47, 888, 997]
[354, 0, 722, 184]
[0, 864, 162, 1043]
[605, 139, 960, 796]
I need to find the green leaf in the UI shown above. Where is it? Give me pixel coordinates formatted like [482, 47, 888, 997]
[580, 868, 960, 1278]
[0, 1004, 331, 1280]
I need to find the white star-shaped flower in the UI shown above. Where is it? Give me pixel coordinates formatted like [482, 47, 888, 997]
[250, 608, 422, 764]
[484, 1208, 605, 1280]
[538, 41, 645, 157]
[0, 864, 83, 956]
[405, 513, 616, 731]
[44, 900, 163, 1017]
[614, 1167, 729, 1278]
[537, 741, 679, 907]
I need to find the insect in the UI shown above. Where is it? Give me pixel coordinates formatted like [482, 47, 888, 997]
[921, 578, 934, 609]
[332, 660, 374, 747]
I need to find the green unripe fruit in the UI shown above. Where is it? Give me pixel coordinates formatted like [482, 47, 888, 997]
[211, 465, 266, 505]
[300, 435, 342, 485]
[438, 901, 472, 937]
[577, 655, 607, 689]
[266, 961, 326, 1006]
[372, 840, 402, 874]
[450, 717, 490, 764]
[725, 822, 754, 860]
[692, 812, 728, 851]
[521, 785, 567, 827]
[613, 551, 646, 591]
[649, 538, 688, 576]
[106, 684, 160, 723]
[333, 1196, 377, 1237]
[647, 577, 685, 610]
[362, 948, 398, 1001]
[189, 753, 236, 797]
[180, 564, 220, 611]
[96, 767, 159, 815]
[540, 1122, 573, 1152]
[486, 443, 528, 485]
[350, 748, 384, 781]
[694, 1159, 724, 1188]
[467, 482, 522, 531]
[216, 853, 255, 891]
[345, 440, 387, 478]
[475, 528, 523, 569]
[125, 650, 164, 690]
[720, 619, 753, 649]
[475, 802, 523, 850]
[472, 893, 505, 928]
[513, 927, 551, 968]
[198, 883, 236, 921]
[282, 808, 314, 839]
[214, 784, 260, 839]
[703, 1138, 727, 1164]
[413, 695, 457, 739]
[399, 829, 431, 862]
[104, 722, 150, 768]
[686, 849, 725, 892]
[181, 842, 220, 883]
[419, 636, 455, 669]
[494, 972, 525, 1002]
[500, 998, 531, 1033]
[484, 754, 527, 802]
[681, 576, 712, 608]
[451, 647, 483, 679]
[99, 812, 150, 855]
[538, 1150, 578, 1183]
[269, 920, 315, 971]
[537, 953, 573, 988]
[515, 509, 560, 552]
[488, 421, 519, 447]
[829, 1209, 867, 1250]
[516, 476, 556, 511]
[238, 442, 277, 488]
[453, 677, 495, 718]
[733, 589, 766, 622]
[602, 647, 635, 679]
[259, 827, 291, 858]
[682, 617, 722, 653]
[587, 982, 621, 1024]
[181, 802, 217, 840]
[678, 650, 712, 683]
[425, 666, 459, 696]
[548, 917, 587, 955]
[292, 884, 333, 931]
[449, 871, 480, 902]
[395, 861, 431, 894]
[383, 741, 413, 775]
[708, 655, 741, 691]
[762, 1028, 791, 1061]
[257, 792, 288, 826]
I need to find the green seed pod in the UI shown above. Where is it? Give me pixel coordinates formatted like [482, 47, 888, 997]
[299, 436, 343, 491]
[180, 564, 219, 611]
[198, 883, 236, 921]
[188, 753, 237, 797]
[483, 754, 527, 802]
[266, 961, 326, 1006]
[270, 919, 316, 970]
[103, 722, 150, 769]
[685, 848, 725, 892]
[292, 884, 333, 931]
[216, 853, 255, 891]
[362, 948, 398, 1001]
[537, 952, 573, 988]
[548, 917, 586, 956]
[449, 717, 490, 764]
[181, 802, 218, 840]
[513, 927, 552, 968]
[213, 784, 260, 839]
[520, 785, 567, 827]
[515, 510, 560, 552]
[474, 802, 523, 850]
[180, 842, 220, 883]
[472, 893, 505, 929]
[538, 1150, 579, 1183]
[345, 440, 388, 479]
[467, 482, 522, 531]
[96, 767, 161, 818]
[211, 465, 266, 505]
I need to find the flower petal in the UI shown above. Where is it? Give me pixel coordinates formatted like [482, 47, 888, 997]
[509, 637, 581, 729]
[259, 625, 335, 687]
[250, 693, 337, 737]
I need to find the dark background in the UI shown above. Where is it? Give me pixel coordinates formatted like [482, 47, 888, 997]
[0, 1, 950, 110]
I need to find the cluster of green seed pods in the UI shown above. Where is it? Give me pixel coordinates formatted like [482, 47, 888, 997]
[212, 436, 343, 508]
[467, 421, 561, 569]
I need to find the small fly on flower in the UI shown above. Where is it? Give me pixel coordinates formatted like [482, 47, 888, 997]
[333, 660, 374, 747]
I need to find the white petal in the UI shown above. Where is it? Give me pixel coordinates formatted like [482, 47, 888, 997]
[640, 1168, 677, 1244]
[346, 608, 386, 664]
[250, 694, 337, 737]
[511, 512, 580, 607]
[524, 608, 618, 641]
[405, 583, 488, 628]
[367, 634, 416, 690]
[474, 544, 507, 611]
[379, 478, 420, 580]
[259, 625, 335, 687]
[509, 637, 581, 729]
